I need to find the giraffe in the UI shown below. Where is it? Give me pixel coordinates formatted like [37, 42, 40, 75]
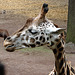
[3, 3, 75, 75]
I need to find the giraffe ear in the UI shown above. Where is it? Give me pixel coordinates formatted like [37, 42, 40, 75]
[51, 28, 66, 34]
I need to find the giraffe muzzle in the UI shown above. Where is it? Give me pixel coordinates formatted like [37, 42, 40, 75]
[3, 41, 15, 52]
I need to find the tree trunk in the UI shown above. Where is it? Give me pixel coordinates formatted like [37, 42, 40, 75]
[66, 0, 75, 43]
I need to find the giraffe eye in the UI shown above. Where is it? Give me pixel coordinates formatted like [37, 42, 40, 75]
[28, 29, 38, 34]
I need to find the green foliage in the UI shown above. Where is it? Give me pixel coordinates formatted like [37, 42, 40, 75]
[19, 46, 52, 53]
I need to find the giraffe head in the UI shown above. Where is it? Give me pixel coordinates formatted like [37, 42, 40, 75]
[3, 3, 65, 52]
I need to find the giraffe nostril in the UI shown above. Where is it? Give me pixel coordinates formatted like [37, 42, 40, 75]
[6, 36, 11, 40]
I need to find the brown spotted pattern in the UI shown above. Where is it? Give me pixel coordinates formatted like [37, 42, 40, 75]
[49, 39, 75, 75]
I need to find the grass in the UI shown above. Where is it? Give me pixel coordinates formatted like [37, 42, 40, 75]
[19, 46, 52, 53]
[0, 0, 68, 20]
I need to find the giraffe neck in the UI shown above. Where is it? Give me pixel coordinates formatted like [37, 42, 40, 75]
[51, 39, 67, 75]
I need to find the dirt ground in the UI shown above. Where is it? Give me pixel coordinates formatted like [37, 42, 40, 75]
[0, 14, 75, 75]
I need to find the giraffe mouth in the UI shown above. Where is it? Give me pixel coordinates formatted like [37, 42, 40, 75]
[5, 45, 15, 52]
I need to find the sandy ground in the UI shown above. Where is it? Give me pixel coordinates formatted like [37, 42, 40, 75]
[0, 14, 75, 75]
